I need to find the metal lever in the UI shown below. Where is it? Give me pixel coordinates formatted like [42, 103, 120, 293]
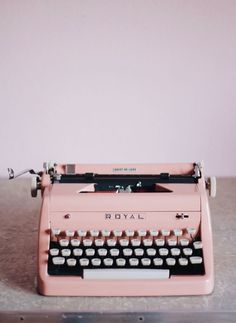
[8, 168, 37, 179]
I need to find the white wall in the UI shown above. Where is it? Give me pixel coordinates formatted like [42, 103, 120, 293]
[0, 0, 236, 176]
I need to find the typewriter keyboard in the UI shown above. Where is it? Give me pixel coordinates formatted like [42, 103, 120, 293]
[48, 229, 205, 279]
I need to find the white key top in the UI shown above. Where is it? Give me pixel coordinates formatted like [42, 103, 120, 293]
[129, 258, 139, 266]
[59, 239, 69, 247]
[98, 248, 108, 256]
[180, 239, 189, 246]
[159, 248, 169, 256]
[190, 256, 203, 264]
[51, 228, 60, 236]
[193, 241, 203, 249]
[91, 258, 101, 266]
[104, 258, 113, 266]
[67, 258, 77, 266]
[102, 229, 110, 237]
[161, 229, 170, 236]
[187, 227, 197, 235]
[73, 248, 83, 256]
[116, 258, 126, 266]
[170, 248, 181, 256]
[123, 248, 132, 256]
[137, 229, 146, 237]
[61, 249, 71, 257]
[65, 229, 74, 237]
[107, 239, 117, 247]
[143, 239, 153, 247]
[166, 258, 176, 266]
[49, 248, 59, 256]
[110, 248, 119, 256]
[173, 229, 182, 237]
[113, 229, 122, 237]
[141, 258, 151, 266]
[83, 239, 93, 247]
[149, 229, 159, 237]
[183, 248, 193, 256]
[79, 258, 89, 266]
[146, 248, 156, 256]
[77, 229, 87, 237]
[119, 239, 129, 247]
[94, 239, 104, 247]
[71, 239, 80, 247]
[167, 239, 177, 246]
[134, 248, 144, 256]
[84, 269, 170, 280]
[52, 257, 65, 265]
[179, 258, 188, 266]
[90, 229, 99, 237]
[155, 239, 165, 246]
[153, 258, 163, 266]
[125, 229, 134, 237]
[85, 248, 95, 256]
[131, 239, 141, 247]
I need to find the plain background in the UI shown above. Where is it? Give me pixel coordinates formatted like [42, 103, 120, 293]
[0, 0, 235, 176]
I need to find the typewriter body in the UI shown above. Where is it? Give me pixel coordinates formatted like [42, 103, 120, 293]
[9, 162, 216, 296]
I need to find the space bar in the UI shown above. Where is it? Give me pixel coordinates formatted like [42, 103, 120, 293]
[84, 269, 170, 280]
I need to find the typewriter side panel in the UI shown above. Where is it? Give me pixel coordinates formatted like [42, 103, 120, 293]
[37, 187, 51, 295]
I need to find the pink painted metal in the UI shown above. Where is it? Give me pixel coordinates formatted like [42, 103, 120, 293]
[37, 163, 214, 296]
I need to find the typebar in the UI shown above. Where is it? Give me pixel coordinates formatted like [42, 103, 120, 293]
[83, 269, 170, 280]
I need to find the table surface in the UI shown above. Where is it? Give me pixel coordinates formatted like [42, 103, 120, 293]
[0, 178, 235, 312]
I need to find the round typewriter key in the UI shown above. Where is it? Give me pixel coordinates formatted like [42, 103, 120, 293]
[102, 229, 110, 237]
[77, 229, 87, 237]
[51, 228, 61, 236]
[110, 248, 119, 256]
[107, 239, 117, 247]
[149, 229, 159, 237]
[52, 257, 65, 265]
[134, 248, 144, 256]
[141, 258, 151, 266]
[91, 258, 102, 266]
[159, 248, 168, 256]
[170, 248, 181, 256]
[179, 258, 188, 266]
[154, 239, 165, 246]
[90, 229, 99, 237]
[85, 248, 95, 256]
[179, 239, 189, 246]
[123, 248, 133, 256]
[167, 239, 177, 246]
[65, 229, 74, 237]
[166, 258, 176, 266]
[59, 239, 69, 247]
[79, 258, 89, 266]
[190, 256, 203, 264]
[129, 258, 139, 266]
[153, 258, 163, 266]
[183, 248, 193, 256]
[173, 229, 183, 237]
[193, 241, 203, 249]
[67, 258, 77, 266]
[49, 248, 59, 256]
[83, 239, 93, 247]
[125, 229, 134, 237]
[113, 229, 122, 237]
[131, 239, 141, 247]
[61, 249, 71, 257]
[116, 258, 126, 266]
[104, 258, 113, 266]
[137, 229, 147, 236]
[161, 229, 170, 236]
[143, 239, 153, 247]
[187, 227, 197, 235]
[146, 248, 156, 256]
[71, 239, 80, 247]
[94, 239, 104, 247]
[119, 239, 129, 247]
[73, 248, 83, 256]
[98, 248, 108, 256]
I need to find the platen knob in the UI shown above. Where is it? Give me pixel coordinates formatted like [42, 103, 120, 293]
[206, 176, 217, 198]
[31, 176, 38, 198]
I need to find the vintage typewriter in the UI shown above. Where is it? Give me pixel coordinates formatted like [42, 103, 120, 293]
[8, 162, 216, 296]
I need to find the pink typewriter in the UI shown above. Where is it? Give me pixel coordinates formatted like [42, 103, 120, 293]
[8, 162, 216, 296]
